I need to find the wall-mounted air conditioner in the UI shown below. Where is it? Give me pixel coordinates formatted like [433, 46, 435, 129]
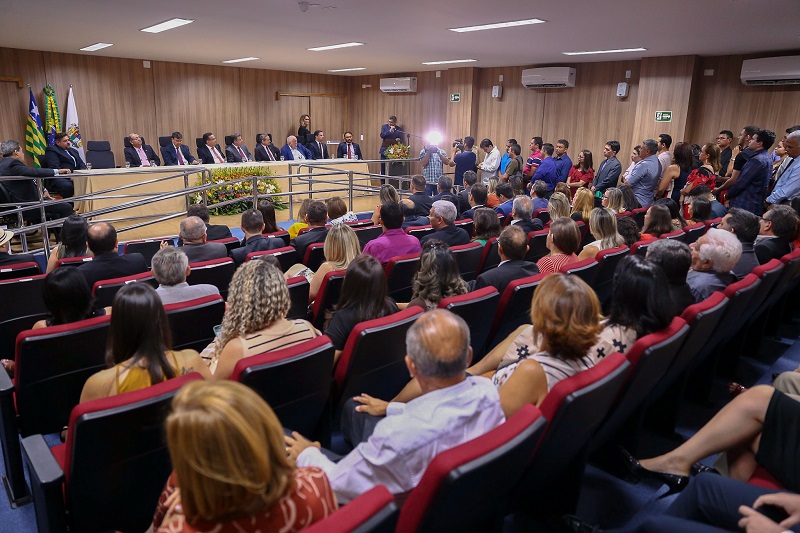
[379, 77, 418, 93]
[740, 55, 800, 86]
[521, 67, 576, 89]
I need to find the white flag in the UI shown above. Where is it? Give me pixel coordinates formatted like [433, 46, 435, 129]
[64, 86, 85, 162]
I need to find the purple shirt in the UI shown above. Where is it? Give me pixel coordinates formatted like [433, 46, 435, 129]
[363, 228, 421, 264]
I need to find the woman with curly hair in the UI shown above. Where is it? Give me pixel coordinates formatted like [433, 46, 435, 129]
[211, 261, 319, 380]
[402, 240, 467, 311]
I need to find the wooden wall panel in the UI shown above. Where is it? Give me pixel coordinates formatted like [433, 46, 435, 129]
[0, 49, 48, 166]
[239, 69, 312, 144]
[686, 54, 800, 145]
[445, 67, 479, 146]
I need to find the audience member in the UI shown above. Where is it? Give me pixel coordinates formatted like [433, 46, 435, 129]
[621, 145, 642, 183]
[161, 131, 198, 166]
[687, 196, 712, 224]
[509, 195, 544, 234]
[363, 201, 421, 264]
[767, 130, 800, 207]
[287, 198, 312, 239]
[326, 196, 358, 224]
[625, 139, 661, 207]
[211, 261, 319, 379]
[420, 200, 470, 247]
[509, 174, 525, 198]
[197, 132, 226, 164]
[602, 187, 625, 214]
[499, 139, 515, 175]
[486, 176, 501, 207]
[187, 204, 233, 241]
[471, 208, 501, 246]
[80, 283, 210, 402]
[680, 143, 720, 208]
[124, 132, 160, 166]
[571, 188, 594, 222]
[546, 192, 571, 223]
[0, 229, 35, 268]
[655, 197, 688, 230]
[579, 208, 625, 260]
[45, 214, 89, 273]
[718, 207, 760, 279]
[152, 247, 219, 305]
[555, 181, 571, 199]
[431, 175, 455, 202]
[400, 199, 430, 228]
[641, 204, 674, 239]
[306, 223, 361, 302]
[755, 204, 797, 264]
[230, 209, 283, 265]
[658, 142, 693, 203]
[501, 143, 524, 182]
[462, 182, 488, 219]
[33, 267, 107, 329]
[370, 184, 401, 225]
[727, 128, 775, 216]
[178, 216, 228, 263]
[532, 143, 558, 193]
[523, 136, 543, 182]
[646, 239, 695, 314]
[536, 217, 581, 274]
[567, 149, 594, 197]
[457, 170, 478, 212]
[618, 183, 641, 211]
[407, 175, 435, 216]
[474, 226, 539, 295]
[152, 380, 336, 533]
[531, 179, 549, 211]
[657, 133, 673, 176]
[494, 183, 515, 217]
[257, 200, 280, 233]
[404, 240, 468, 311]
[76, 222, 148, 289]
[718, 129, 734, 177]
[324, 255, 398, 358]
[686, 185, 727, 219]
[686, 228, 741, 302]
[478, 138, 501, 183]
[290, 200, 329, 259]
[591, 141, 622, 203]
[419, 141, 450, 195]
[449, 137, 477, 187]
[553, 139, 573, 184]
[616, 216, 641, 247]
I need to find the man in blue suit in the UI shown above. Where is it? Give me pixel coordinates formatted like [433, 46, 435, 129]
[161, 132, 198, 166]
[42, 132, 86, 197]
[591, 140, 623, 206]
[337, 131, 363, 159]
[306, 130, 329, 160]
[280, 135, 312, 161]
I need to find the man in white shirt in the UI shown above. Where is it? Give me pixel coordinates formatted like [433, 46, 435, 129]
[285, 310, 505, 503]
[478, 138, 501, 183]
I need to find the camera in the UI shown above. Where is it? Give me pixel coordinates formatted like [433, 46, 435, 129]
[452, 138, 464, 151]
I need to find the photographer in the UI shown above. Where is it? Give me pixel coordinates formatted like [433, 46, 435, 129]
[449, 136, 477, 186]
[420, 140, 451, 196]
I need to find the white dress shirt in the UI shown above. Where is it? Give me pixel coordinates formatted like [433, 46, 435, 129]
[479, 147, 501, 183]
[297, 376, 504, 503]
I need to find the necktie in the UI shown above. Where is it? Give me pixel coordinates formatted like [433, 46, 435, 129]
[267, 146, 275, 161]
[238, 146, 246, 162]
[212, 146, 223, 163]
[137, 147, 150, 166]
[348, 143, 353, 159]
[318, 142, 323, 157]
[177, 147, 185, 165]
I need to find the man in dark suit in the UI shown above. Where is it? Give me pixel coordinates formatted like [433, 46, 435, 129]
[124, 133, 161, 167]
[306, 130, 329, 160]
[462, 183, 488, 220]
[0, 139, 74, 223]
[77, 222, 148, 289]
[755, 205, 796, 264]
[197, 132, 227, 164]
[161, 132, 198, 166]
[280, 136, 313, 161]
[508, 195, 544, 235]
[591, 140, 623, 206]
[431, 175, 455, 202]
[290, 201, 329, 259]
[42, 132, 85, 197]
[408, 175, 434, 217]
[458, 170, 478, 213]
[474, 226, 539, 295]
[230, 209, 283, 265]
[255, 133, 280, 162]
[178, 216, 228, 263]
[400, 200, 430, 229]
[420, 200, 470, 247]
[0, 229, 36, 268]
[336, 131, 363, 160]
[225, 132, 253, 163]
[186, 204, 232, 241]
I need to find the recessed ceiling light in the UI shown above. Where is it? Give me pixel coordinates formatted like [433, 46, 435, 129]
[327, 67, 367, 72]
[141, 18, 194, 33]
[422, 59, 477, 65]
[308, 42, 364, 52]
[80, 43, 113, 52]
[222, 57, 260, 64]
[562, 47, 647, 56]
[449, 19, 545, 32]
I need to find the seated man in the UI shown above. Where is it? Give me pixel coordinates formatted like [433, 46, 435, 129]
[493, 183, 515, 217]
[178, 215, 228, 263]
[686, 228, 741, 302]
[42, 132, 85, 197]
[400, 199, 430, 229]
[363, 201, 422, 265]
[152, 246, 219, 305]
[285, 310, 505, 503]
[160, 131, 198, 166]
[530, 179, 549, 212]
[755, 205, 797, 264]
[77, 222, 148, 289]
[290, 200, 329, 259]
[225, 132, 253, 163]
[431, 175, 455, 202]
[254, 133, 280, 162]
[462, 183, 488, 220]
[457, 170, 478, 212]
[196, 132, 227, 164]
[718, 207, 760, 279]
[420, 200, 470, 247]
[124, 133, 160, 167]
[186, 204, 232, 241]
[474, 226, 539, 295]
[230, 209, 283, 265]
[407, 174, 435, 217]
[509, 195, 544, 234]
[0, 229, 36, 268]
[280, 135, 313, 161]
[646, 239, 694, 315]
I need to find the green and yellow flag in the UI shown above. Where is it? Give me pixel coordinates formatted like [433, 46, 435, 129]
[43, 84, 61, 145]
[25, 89, 47, 168]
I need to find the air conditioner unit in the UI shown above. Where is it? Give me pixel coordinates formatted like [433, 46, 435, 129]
[740, 55, 800, 86]
[379, 77, 418, 93]
[521, 67, 576, 89]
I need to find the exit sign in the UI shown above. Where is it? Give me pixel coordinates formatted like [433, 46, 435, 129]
[450, 93, 461, 102]
[655, 111, 672, 122]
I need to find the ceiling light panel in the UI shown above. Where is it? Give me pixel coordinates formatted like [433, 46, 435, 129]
[449, 19, 545, 32]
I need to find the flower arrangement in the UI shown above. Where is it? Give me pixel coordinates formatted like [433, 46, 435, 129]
[192, 166, 286, 215]
[384, 141, 410, 160]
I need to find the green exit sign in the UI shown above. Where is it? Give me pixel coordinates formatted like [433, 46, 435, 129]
[655, 111, 672, 122]
[450, 93, 461, 102]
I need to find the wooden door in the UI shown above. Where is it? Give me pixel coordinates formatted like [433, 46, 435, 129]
[279, 96, 310, 145]
[310, 95, 345, 147]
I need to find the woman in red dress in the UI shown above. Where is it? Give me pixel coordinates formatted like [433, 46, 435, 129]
[567, 150, 595, 199]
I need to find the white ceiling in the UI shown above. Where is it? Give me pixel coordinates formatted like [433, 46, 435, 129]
[1, 0, 798, 75]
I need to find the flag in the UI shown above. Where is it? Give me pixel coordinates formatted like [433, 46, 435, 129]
[42, 84, 61, 146]
[25, 89, 47, 168]
[64, 86, 85, 162]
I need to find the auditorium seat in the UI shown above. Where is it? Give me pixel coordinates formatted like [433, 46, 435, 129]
[158, 136, 171, 148]
[682, 222, 706, 245]
[303, 486, 398, 533]
[56, 255, 92, 268]
[0, 314, 111, 505]
[263, 229, 290, 246]
[454, 218, 474, 237]
[615, 211, 632, 219]
[438, 287, 499, 363]
[194, 137, 204, 150]
[246, 246, 299, 272]
[593, 245, 629, 309]
[0, 274, 46, 324]
[187, 257, 236, 298]
[705, 217, 723, 230]
[208, 236, 241, 254]
[384, 252, 421, 302]
[525, 229, 550, 262]
[629, 237, 657, 257]
[123, 237, 177, 267]
[353, 225, 383, 248]
[632, 207, 648, 229]
[478, 237, 501, 273]
[0, 261, 41, 281]
[559, 257, 599, 286]
[303, 242, 327, 271]
[489, 273, 545, 350]
[286, 275, 311, 320]
[514, 353, 630, 517]
[405, 225, 435, 240]
[92, 271, 158, 308]
[22, 373, 202, 533]
[575, 220, 589, 240]
[344, 219, 375, 229]
[224, 135, 234, 147]
[397, 404, 547, 533]
[0, 182, 24, 228]
[332, 307, 423, 411]
[450, 241, 484, 281]
[310, 269, 346, 330]
[662, 229, 687, 242]
[84, 140, 115, 169]
[164, 294, 225, 352]
[0, 312, 48, 360]
[232, 335, 334, 442]
[534, 208, 550, 226]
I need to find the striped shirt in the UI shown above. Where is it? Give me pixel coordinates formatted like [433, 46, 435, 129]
[536, 253, 579, 275]
[241, 319, 320, 358]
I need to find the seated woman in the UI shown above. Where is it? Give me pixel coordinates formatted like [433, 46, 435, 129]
[45, 214, 90, 273]
[602, 187, 626, 214]
[257, 199, 280, 234]
[324, 255, 398, 361]
[326, 196, 358, 225]
[570, 188, 595, 223]
[370, 184, 400, 225]
[80, 283, 210, 402]
[152, 380, 336, 533]
[545, 192, 571, 226]
[536, 217, 581, 274]
[401, 240, 467, 311]
[578, 207, 625, 260]
[619, 184, 641, 212]
[34, 267, 109, 329]
[554, 182, 571, 199]
[307, 223, 360, 302]
[617, 216, 641, 247]
[687, 196, 712, 225]
[287, 198, 312, 240]
[485, 177, 501, 208]
[655, 197, 688, 230]
[640, 204, 674, 240]
[471, 208, 501, 246]
[211, 261, 320, 380]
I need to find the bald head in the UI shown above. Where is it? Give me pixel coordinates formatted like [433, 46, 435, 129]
[180, 216, 207, 244]
[86, 222, 117, 255]
[406, 309, 470, 379]
[498, 225, 528, 261]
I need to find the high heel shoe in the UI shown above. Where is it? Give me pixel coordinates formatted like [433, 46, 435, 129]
[619, 447, 689, 497]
